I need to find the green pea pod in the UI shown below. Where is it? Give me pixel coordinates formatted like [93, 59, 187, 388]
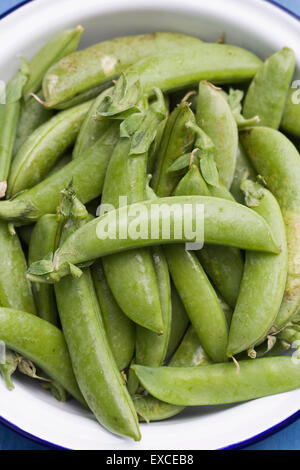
[196, 81, 238, 188]
[47, 153, 72, 177]
[28, 214, 63, 324]
[165, 244, 228, 363]
[152, 102, 195, 196]
[230, 144, 256, 204]
[133, 325, 212, 422]
[30, 195, 280, 282]
[136, 246, 172, 366]
[8, 100, 92, 197]
[227, 180, 288, 357]
[147, 117, 167, 174]
[0, 123, 119, 224]
[54, 191, 140, 441]
[175, 164, 243, 309]
[243, 48, 295, 129]
[0, 61, 29, 195]
[13, 91, 54, 156]
[42, 33, 204, 107]
[72, 88, 112, 159]
[165, 284, 189, 360]
[133, 357, 300, 406]
[0, 308, 84, 403]
[23, 26, 83, 100]
[101, 97, 166, 334]
[0, 221, 36, 314]
[101, 44, 261, 119]
[281, 87, 300, 138]
[91, 259, 135, 371]
[240, 127, 300, 330]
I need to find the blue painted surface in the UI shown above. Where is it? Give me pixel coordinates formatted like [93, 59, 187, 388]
[0, 0, 299, 451]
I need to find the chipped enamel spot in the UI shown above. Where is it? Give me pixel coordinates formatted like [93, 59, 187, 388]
[101, 55, 118, 76]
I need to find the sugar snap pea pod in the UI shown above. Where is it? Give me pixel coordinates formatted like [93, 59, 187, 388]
[54, 193, 140, 441]
[0, 123, 119, 224]
[0, 61, 29, 195]
[281, 87, 300, 137]
[8, 100, 92, 197]
[0, 221, 36, 314]
[136, 246, 172, 366]
[91, 259, 135, 371]
[165, 284, 189, 360]
[196, 81, 238, 188]
[132, 357, 300, 406]
[152, 102, 195, 196]
[0, 308, 84, 403]
[165, 244, 228, 363]
[240, 127, 300, 330]
[28, 195, 280, 282]
[43, 33, 204, 107]
[13, 92, 54, 156]
[47, 153, 72, 177]
[72, 88, 112, 159]
[174, 164, 243, 309]
[101, 94, 166, 333]
[133, 325, 212, 422]
[23, 26, 83, 100]
[227, 180, 288, 357]
[28, 214, 62, 324]
[99, 44, 262, 118]
[243, 48, 295, 129]
[230, 144, 256, 204]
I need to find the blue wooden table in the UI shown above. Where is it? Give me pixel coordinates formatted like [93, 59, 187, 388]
[0, 0, 300, 451]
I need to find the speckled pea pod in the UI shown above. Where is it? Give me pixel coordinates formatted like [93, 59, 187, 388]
[136, 246, 172, 366]
[0, 123, 119, 224]
[101, 136, 163, 333]
[133, 325, 212, 422]
[240, 127, 300, 331]
[91, 259, 135, 371]
[54, 194, 140, 441]
[230, 144, 256, 204]
[281, 87, 300, 138]
[23, 26, 83, 100]
[133, 357, 300, 406]
[243, 48, 295, 129]
[72, 88, 112, 159]
[7, 100, 92, 197]
[42, 33, 204, 107]
[227, 180, 288, 357]
[0, 308, 84, 403]
[0, 221, 36, 314]
[35, 195, 280, 282]
[13, 91, 54, 156]
[175, 164, 244, 309]
[28, 214, 62, 324]
[196, 81, 238, 188]
[152, 102, 195, 196]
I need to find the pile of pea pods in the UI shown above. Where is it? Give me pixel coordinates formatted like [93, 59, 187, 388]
[1, 27, 300, 442]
